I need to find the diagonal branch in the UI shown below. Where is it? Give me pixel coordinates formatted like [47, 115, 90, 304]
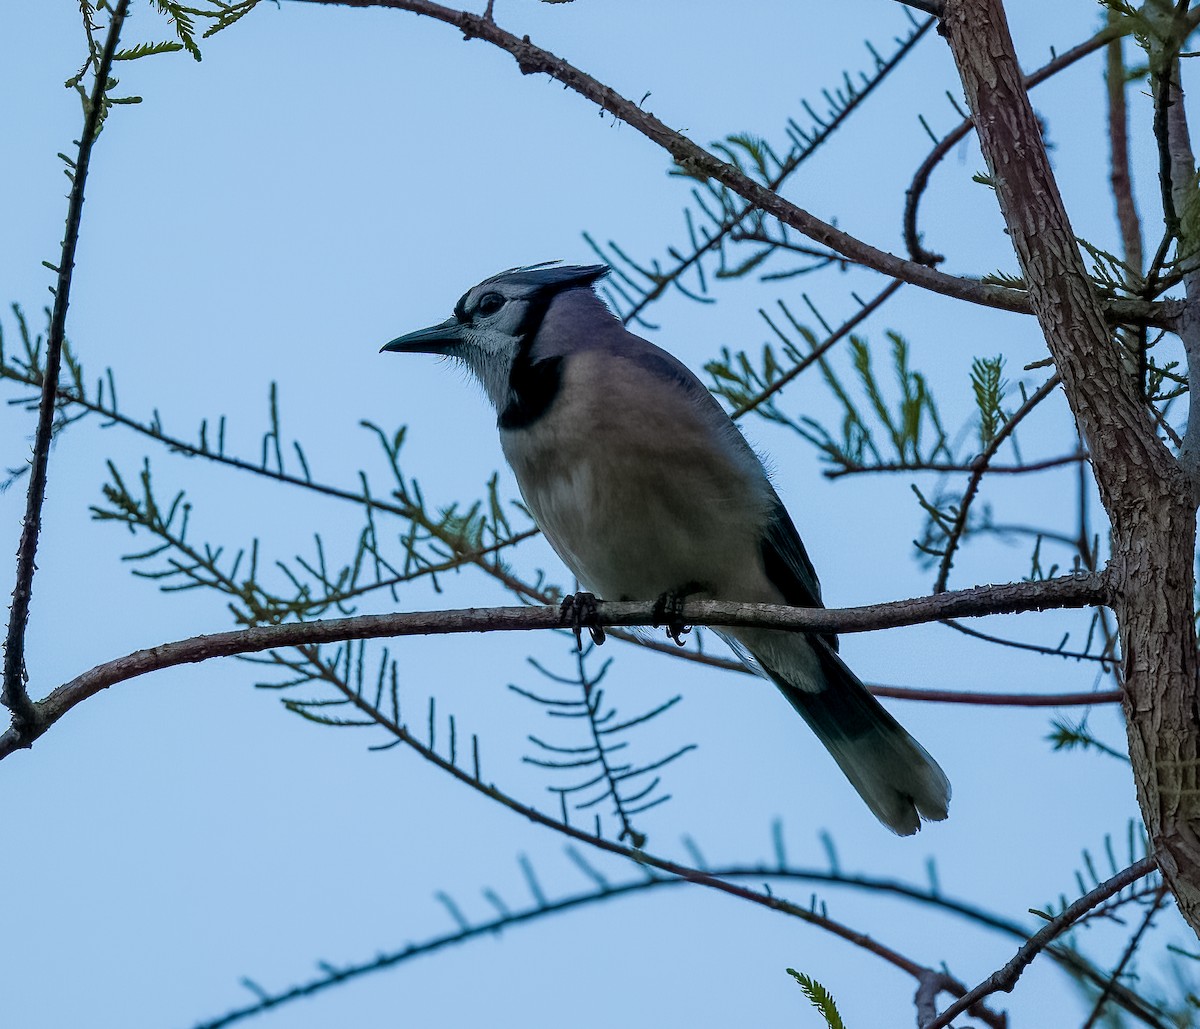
[2, 0, 129, 732]
[933, 374, 1062, 592]
[732, 279, 903, 419]
[925, 856, 1159, 1029]
[0, 572, 1108, 759]
[287, 0, 1174, 329]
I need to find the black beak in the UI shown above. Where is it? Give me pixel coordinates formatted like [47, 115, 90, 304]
[381, 317, 465, 355]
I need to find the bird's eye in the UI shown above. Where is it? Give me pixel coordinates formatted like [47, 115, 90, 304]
[476, 293, 505, 317]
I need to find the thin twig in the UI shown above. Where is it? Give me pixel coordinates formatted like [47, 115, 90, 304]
[904, 21, 1127, 267]
[934, 375, 1062, 592]
[925, 856, 1159, 1029]
[1159, 52, 1200, 479]
[616, 17, 935, 326]
[873, 683, 1120, 706]
[826, 451, 1084, 479]
[1080, 886, 1168, 1029]
[1107, 15, 1144, 276]
[941, 617, 1115, 666]
[289, 650, 957, 991]
[2, 0, 129, 731]
[733, 279, 903, 419]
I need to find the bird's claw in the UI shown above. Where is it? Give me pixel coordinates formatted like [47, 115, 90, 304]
[560, 591, 606, 650]
[652, 588, 695, 647]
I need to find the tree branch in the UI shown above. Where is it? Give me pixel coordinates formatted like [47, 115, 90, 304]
[0, 573, 1108, 758]
[925, 856, 1159, 1029]
[825, 450, 1084, 479]
[190, 863, 1164, 1029]
[1107, 16, 1145, 276]
[2, 0, 129, 733]
[287, 0, 1174, 329]
[934, 375, 1062, 593]
[731, 279, 903, 420]
[905, 21, 1126, 267]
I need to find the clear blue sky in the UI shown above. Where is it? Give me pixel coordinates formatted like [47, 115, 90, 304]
[1, 2, 1189, 1027]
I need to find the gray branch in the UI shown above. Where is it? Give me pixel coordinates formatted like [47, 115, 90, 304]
[0, 573, 1108, 759]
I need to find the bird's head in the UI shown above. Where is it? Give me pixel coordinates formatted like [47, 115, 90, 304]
[381, 262, 609, 409]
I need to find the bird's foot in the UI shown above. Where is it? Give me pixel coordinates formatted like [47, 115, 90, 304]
[652, 583, 703, 647]
[559, 591, 606, 650]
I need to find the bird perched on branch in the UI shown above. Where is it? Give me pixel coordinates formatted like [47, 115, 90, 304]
[382, 262, 950, 834]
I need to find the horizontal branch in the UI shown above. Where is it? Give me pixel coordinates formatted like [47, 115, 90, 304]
[825, 451, 1086, 479]
[873, 684, 1121, 706]
[288, 0, 1176, 329]
[0, 573, 1108, 759]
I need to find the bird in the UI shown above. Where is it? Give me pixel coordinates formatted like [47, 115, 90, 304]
[382, 262, 950, 834]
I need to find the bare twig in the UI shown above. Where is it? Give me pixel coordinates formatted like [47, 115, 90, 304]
[1091, 887, 1170, 1027]
[904, 21, 1126, 267]
[2, 0, 129, 732]
[0, 573, 1108, 759]
[826, 451, 1084, 479]
[732, 279, 903, 419]
[925, 856, 1159, 1029]
[941, 617, 1115, 665]
[1107, 16, 1144, 276]
[1081, 886, 1168, 1029]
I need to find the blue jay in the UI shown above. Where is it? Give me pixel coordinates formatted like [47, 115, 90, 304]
[383, 263, 950, 834]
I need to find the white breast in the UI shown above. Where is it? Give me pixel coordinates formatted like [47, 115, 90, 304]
[501, 350, 779, 605]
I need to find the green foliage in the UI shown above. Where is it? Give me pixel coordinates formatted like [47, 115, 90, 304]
[1, 304, 543, 617]
[979, 268, 1026, 289]
[970, 356, 1007, 449]
[150, 0, 203, 59]
[113, 40, 185, 61]
[786, 970, 847, 1029]
[1047, 716, 1130, 764]
[796, 330, 949, 471]
[705, 311, 951, 477]
[1077, 235, 1146, 296]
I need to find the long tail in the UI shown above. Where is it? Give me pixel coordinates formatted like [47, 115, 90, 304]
[725, 630, 950, 835]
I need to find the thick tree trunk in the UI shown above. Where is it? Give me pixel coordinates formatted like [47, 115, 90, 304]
[942, 0, 1200, 934]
